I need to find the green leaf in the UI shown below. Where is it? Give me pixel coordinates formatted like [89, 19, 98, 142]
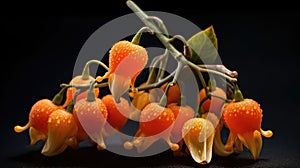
[187, 26, 218, 64]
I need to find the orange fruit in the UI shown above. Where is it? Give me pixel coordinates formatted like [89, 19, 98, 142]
[102, 94, 130, 131]
[63, 75, 100, 108]
[168, 103, 194, 141]
[139, 103, 175, 136]
[160, 83, 181, 104]
[223, 99, 262, 134]
[14, 99, 60, 135]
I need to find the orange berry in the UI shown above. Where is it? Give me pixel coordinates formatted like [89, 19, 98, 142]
[102, 95, 129, 131]
[160, 83, 181, 104]
[63, 75, 100, 108]
[140, 103, 175, 136]
[74, 98, 108, 134]
[168, 103, 194, 141]
[223, 99, 262, 134]
[14, 99, 60, 135]
[109, 40, 148, 77]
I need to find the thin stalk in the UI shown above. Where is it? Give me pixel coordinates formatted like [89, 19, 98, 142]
[135, 71, 175, 91]
[131, 26, 154, 44]
[156, 50, 169, 81]
[82, 60, 109, 80]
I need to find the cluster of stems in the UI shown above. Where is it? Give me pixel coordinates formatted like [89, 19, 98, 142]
[61, 0, 239, 115]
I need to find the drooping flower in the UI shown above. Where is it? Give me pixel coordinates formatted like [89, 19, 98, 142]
[97, 40, 148, 101]
[223, 99, 273, 159]
[42, 109, 78, 156]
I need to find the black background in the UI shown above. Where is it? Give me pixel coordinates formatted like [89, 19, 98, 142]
[1, 1, 300, 167]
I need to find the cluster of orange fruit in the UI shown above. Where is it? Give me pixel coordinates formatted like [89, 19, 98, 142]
[14, 40, 273, 165]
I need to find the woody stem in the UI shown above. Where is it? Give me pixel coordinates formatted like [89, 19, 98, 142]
[126, 0, 237, 83]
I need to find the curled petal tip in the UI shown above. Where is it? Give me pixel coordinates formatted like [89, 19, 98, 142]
[260, 128, 273, 138]
[170, 144, 180, 151]
[14, 123, 30, 133]
[96, 135, 106, 150]
[96, 72, 110, 83]
[90, 132, 106, 150]
[165, 136, 179, 151]
[173, 140, 187, 157]
[97, 144, 106, 150]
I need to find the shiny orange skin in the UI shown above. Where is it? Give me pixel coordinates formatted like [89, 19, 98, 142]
[160, 83, 181, 104]
[47, 109, 77, 136]
[63, 75, 100, 108]
[109, 40, 148, 78]
[102, 95, 130, 131]
[223, 99, 262, 134]
[73, 111, 89, 142]
[140, 103, 175, 136]
[199, 87, 226, 113]
[29, 99, 60, 134]
[168, 103, 194, 141]
[73, 98, 108, 135]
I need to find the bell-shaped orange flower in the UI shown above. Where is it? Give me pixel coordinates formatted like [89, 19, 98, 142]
[101, 94, 130, 138]
[41, 109, 78, 156]
[14, 99, 60, 145]
[223, 98, 273, 160]
[124, 103, 179, 153]
[73, 95, 108, 150]
[97, 40, 148, 101]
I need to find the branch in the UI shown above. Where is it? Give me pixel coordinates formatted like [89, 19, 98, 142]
[126, 0, 237, 83]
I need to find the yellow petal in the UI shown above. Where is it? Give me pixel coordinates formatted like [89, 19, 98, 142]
[41, 110, 78, 156]
[29, 127, 47, 146]
[234, 137, 244, 153]
[224, 132, 237, 152]
[237, 130, 262, 160]
[213, 120, 234, 156]
[202, 113, 233, 157]
[182, 118, 215, 164]
[129, 92, 150, 121]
